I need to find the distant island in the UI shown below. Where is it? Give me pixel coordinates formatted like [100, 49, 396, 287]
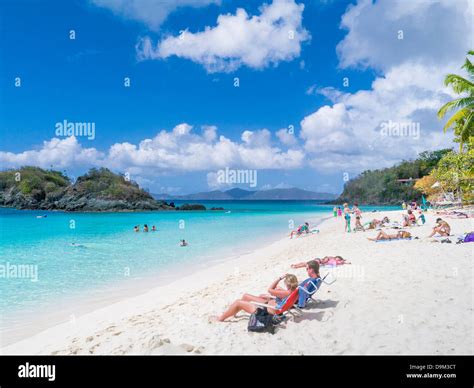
[153, 187, 338, 201]
[0, 167, 203, 212]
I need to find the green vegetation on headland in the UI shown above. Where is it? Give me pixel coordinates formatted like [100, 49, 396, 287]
[339, 51, 474, 206]
[337, 150, 453, 205]
[0, 167, 203, 212]
[0, 166, 70, 200]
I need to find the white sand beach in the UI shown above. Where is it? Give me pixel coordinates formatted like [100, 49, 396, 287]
[2, 210, 473, 355]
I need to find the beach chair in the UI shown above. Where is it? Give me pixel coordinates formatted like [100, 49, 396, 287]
[250, 288, 302, 318]
[250, 274, 332, 318]
[298, 273, 331, 307]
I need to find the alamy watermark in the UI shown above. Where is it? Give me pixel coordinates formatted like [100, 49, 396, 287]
[329, 264, 365, 282]
[216, 167, 257, 188]
[55, 119, 95, 140]
[0, 262, 38, 282]
[380, 120, 420, 140]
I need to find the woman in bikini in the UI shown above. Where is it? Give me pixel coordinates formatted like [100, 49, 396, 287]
[291, 256, 351, 268]
[368, 230, 411, 241]
[211, 274, 299, 322]
[428, 218, 451, 237]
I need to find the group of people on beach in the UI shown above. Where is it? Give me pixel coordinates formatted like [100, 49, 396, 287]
[333, 203, 363, 233]
[367, 209, 451, 241]
[332, 199, 452, 242]
[212, 201, 463, 325]
[402, 201, 422, 211]
[211, 255, 346, 322]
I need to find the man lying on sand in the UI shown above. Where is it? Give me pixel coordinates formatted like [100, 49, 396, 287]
[210, 274, 299, 322]
[291, 256, 350, 268]
[367, 230, 411, 241]
[428, 218, 451, 237]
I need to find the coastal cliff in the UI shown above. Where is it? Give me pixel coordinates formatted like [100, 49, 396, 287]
[0, 167, 178, 212]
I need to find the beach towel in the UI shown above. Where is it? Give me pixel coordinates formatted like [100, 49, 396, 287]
[375, 237, 412, 242]
[464, 232, 474, 243]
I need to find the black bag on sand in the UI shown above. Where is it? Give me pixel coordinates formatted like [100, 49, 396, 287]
[248, 308, 275, 334]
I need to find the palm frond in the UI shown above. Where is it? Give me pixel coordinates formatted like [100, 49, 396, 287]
[443, 107, 470, 132]
[462, 57, 474, 79]
[444, 74, 474, 94]
[460, 111, 474, 139]
[438, 97, 474, 118]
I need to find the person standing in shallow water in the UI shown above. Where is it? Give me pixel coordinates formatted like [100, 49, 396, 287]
[333, 206, 338, 217]
[337, 206, 342, 217]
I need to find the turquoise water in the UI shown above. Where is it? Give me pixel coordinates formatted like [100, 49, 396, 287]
[0, 201, 396, 341]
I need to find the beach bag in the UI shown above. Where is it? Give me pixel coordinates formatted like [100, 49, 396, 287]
[464, 232, 474, 243]
[248, 308, 275, 334]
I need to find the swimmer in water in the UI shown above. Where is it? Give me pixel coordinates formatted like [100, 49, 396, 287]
[152, 225, 157, 231]
[70, 243, 86, 248]
[134, 226, 139, 232]
[143, 224, 149, 232]
[180, 239, 188, 247]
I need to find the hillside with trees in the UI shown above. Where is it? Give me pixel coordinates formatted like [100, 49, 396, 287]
[337, 150, 452, 205]
[340, 51, 474, 206]
[0, 167, 175, 211]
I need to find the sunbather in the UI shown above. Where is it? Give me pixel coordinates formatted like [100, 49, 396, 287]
[368, 230, 411, 241]
[365, 216, 390, 230]
[428, 218, 451, 237]
[402, 210, 416, 227]
[291, 256, 350, 268]
[290, 222, 310, 239]
[211, 274, 299, 322]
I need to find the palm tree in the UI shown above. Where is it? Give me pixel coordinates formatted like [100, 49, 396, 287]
[437, 51, 474, 152]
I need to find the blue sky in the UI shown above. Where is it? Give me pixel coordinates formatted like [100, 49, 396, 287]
[0, 0, 471, 194]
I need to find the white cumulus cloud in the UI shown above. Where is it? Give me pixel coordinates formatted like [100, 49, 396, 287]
[136, 0, 310, 72]
[0, 137, 104, 170]
[1, 125, 304, 180]
[301, 62, 457, 172]
[90, 0, 220, 31]
[336, 0, 472, 71]
[300, 0, 471, 172]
